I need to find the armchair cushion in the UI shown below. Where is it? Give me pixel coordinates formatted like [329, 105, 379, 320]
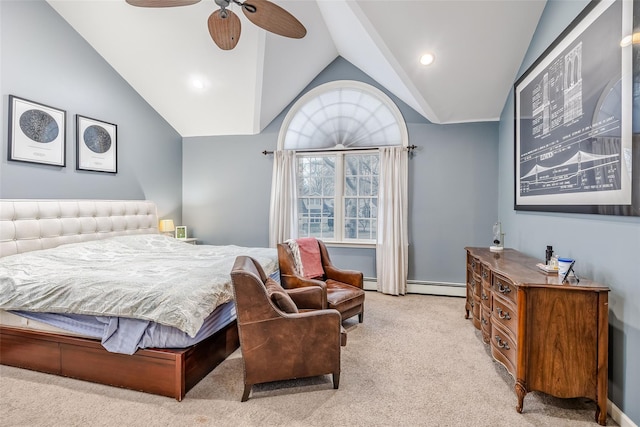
[265, 278, 299, 313]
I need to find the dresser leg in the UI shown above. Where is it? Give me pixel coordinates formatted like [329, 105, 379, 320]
[515, 381, 527, 413]
[595, 404, 607, 426]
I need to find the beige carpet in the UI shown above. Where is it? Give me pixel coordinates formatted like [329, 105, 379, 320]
[0, 292, 615, 427]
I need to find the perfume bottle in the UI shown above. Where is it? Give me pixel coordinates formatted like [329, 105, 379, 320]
[545, 245, 553, 265]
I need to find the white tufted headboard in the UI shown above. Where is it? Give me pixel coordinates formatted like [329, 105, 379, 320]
[0, 199, 158, 257]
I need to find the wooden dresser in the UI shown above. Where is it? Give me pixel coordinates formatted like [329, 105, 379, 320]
[465, 247, 609, 425]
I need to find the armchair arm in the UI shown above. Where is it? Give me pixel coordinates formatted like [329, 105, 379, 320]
[286, 285, 327, 310]
[324, 265, 364, 289]
[280, 273, 327, 290]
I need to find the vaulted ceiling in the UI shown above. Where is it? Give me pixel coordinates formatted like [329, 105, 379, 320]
[46, 0, 546, 137]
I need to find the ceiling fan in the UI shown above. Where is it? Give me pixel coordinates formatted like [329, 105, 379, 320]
[126, 0, 306, 50]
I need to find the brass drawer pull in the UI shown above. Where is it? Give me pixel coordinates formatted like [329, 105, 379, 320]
[471, 260, 476, 269]
[470, 301, 474, 308]
[497, 282, 511, 294]
[482, 292, 489, 300]
[495, 335, 510, 350]
[482, 270, 489, 280]
[481, 317, 488, 325]
[496, 307, 511, 320]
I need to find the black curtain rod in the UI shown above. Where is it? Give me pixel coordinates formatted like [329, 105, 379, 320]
[262, 145, 417, 156]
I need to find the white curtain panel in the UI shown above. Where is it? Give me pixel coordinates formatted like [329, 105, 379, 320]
[376, 146, 409, 295]
[269, 150, 298, 248]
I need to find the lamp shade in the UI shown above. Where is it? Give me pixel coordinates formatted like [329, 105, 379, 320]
[159, 219, 175, 233]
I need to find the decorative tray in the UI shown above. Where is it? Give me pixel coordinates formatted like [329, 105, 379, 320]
[536, 263, 558, 274]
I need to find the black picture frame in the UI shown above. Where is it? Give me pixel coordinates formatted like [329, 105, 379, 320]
[7, 95, 66, 167]
[76, 115, 118, 174]
[514, 0, 639, 216]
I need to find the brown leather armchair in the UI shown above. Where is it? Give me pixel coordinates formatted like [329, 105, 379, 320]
[278, 239, 365, 323]
[230, 255, 345, 402]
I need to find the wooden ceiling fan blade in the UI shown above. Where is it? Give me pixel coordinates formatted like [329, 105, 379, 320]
[208, 10, 241, 50]
[126, 0, 201, 7]
[242, 0, 306, 39]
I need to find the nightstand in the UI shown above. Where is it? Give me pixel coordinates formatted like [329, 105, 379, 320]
[180, 238, 198, 245]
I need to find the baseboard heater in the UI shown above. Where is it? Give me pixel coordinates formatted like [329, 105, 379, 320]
[363, 278, 465, 297]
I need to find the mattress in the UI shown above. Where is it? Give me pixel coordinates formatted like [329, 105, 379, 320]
[1, 308, 91, 338]
[2, 301, 237, 355]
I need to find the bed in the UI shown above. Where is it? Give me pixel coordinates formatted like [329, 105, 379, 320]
[0, 199, 277, 400]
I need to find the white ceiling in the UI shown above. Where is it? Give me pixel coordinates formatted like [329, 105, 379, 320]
[46, 0, 547, 137]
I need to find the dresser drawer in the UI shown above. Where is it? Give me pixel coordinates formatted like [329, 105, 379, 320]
[480, 286, 491, 309]
[468, 255, 481, 276]
[492, 274, 516, 305]
[481, 264, 491, 285]
[491, 322, 517, 376]
[471, 295, 481, 329]
[481, 307, 491, 343]
[469, 275, 481, 297]
[492, 297, 517, 341]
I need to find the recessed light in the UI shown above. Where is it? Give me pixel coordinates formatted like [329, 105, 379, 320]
[420, 53, 435, 66]
[191, 78, 206, 89]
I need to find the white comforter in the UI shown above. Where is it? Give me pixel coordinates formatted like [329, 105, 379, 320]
[0, 234, 277, 337]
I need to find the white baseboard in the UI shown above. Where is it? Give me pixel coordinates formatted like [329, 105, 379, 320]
[363, 278, 465, 297]
[608, 399, 637, 427]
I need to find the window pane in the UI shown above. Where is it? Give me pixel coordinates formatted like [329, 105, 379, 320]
[357, 219, 371, 239]
[346, 156, 358, 176]
[298, 152, 379, 243]
[296, 155, 336, 240]
[323, 177, 335, 196]
[343, 153, 379, 241]
[345, 198, 357, 217]
[359, 177, 371, 196]
[358, 156, 370, 175]
[345, 177, 357, 196]
[298, 211, 310, 237]
[298, 177, 309, 196]
[298, 157, 334, 195]
[345, 219, 357, 238]
[322, 198, 334, 238]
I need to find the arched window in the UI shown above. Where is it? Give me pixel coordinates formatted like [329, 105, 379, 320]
[279, 80, 407, 150]
[276, 81, 407, 245]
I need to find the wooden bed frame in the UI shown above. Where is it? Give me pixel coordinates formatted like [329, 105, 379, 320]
[0, 199, 240, 400]
[0, 322, 238, 400]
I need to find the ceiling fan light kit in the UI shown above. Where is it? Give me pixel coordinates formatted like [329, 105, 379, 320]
[126, 0, 306, 50]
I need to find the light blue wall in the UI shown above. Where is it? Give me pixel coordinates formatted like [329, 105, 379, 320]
[183, 57, 499, 283]
[0, 1, 183, 221]
[498, 0, 640, 422]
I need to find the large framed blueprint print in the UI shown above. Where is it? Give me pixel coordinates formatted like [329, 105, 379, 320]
[514, 0, 639, 216]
